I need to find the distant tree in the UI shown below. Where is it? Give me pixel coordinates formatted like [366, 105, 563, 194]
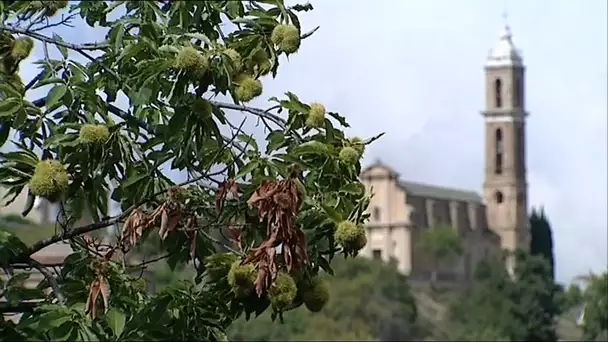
[448, 255, 513, 340]
[555, 282, 584, 312]
[419, 225, 463, 290]
[450, 251, 561, 341]
[529, 207, 555, 280]
[577, 271, 608, 341]
[227, 257, 418, 341]
[506, 250, 560, 341]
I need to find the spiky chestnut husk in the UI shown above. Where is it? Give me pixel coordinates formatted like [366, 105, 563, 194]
[204, 253, 238, 281]
[305, 102, 325, 128]
[349, 136, 365, 155]
[271, 25, 300, 54]
[301, 277, 330, 313]
[227, 262, 257, 298]
[6, 73, 24, 94]
[10, 37, 34, 60]
[279, 25, 301, 54]
[223, 48, 242, 73]
[79, 124, 110, 145]
[175, 46, 209, 77]
[251, 50, 271, 76]
[234, 75, 263, 103]
[268, 271, 297, 311]
[192, 98, 213, 118]
[334, 220, 367, 255]
[339, 146, 360, 165]
[28, 160, 69, 201]
[270, 25, 287, 46]
[43, 0, 68, 16]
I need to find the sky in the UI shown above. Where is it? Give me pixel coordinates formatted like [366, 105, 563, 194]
[7, 0, 608, 284]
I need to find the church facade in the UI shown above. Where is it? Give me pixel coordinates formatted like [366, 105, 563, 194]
[359, 23, 530, 284]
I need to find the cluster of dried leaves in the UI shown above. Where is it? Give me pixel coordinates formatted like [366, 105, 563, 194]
[121, 186, 198, 258]
[84, 187, 198, 319]
[83, 174, 308, 318]
[84, 240, 114, 320]
[240, 178, 308, 297]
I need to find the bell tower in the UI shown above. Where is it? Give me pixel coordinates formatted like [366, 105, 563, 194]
[482, 21, 529, 273]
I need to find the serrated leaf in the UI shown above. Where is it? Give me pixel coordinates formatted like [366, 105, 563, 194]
[183, 33, 211, 45]
[320, 203, 343, 223]
[106, 308, 126, 338]
[45, 85, 68, 110]
[120, 173, 149, 189]
[0, 98, 23, 117]
[341, 183, 364, 195]
[32, 78, 65, 89]
[235, 159, 260, 179]
[292, 141, 330, 155]
[0, 84, 23, 98]
[52, 33, 69, 59]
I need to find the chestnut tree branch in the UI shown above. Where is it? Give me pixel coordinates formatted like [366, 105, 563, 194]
[0, 23, 109, 51]
[27, 258, 66, 304]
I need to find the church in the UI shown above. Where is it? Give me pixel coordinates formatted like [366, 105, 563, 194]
[359, 22, 530, 286]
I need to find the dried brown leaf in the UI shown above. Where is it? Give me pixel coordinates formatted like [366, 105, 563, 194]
[159, 208, 169, 239]
[85, 279, 100, 319]
[99, 276, 110, 314]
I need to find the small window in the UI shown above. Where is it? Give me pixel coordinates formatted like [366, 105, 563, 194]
[495, 191, 504, 204]
[373, 206, 381, 221]
[495, 154, 503, 175]
[372, 249, 382, 261]
[495, 128, 504, 153]
[495, 128, 503, 175]
[494, 78, 502, 108]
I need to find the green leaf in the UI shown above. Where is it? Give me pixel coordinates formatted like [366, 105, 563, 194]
[106, 308, 126, 338]
[0, 84, 23, 98]
[291, 141, 330, 156]
[320, 203, 343, 223]
[37, 311, 71, 330]
[237, 134, 258, 151]
[0, 98, 23, 117]
[32, 77, 65, 89]
[341, 183, 364, 195]
[45, 85, 68, 109]
[133, 85, 153, 106]
[235, 159, 260, 179]
[43, 133, 77, 148]
[52, 33, 69, 59]
[327, 111, 350, 127]
[112, 22, 125, 52]
[120, 172, 149, 189]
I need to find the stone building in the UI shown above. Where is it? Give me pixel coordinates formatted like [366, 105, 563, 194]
[359, 22, 530, 284]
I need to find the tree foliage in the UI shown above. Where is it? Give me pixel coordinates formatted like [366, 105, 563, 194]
[449, 250, 561, 341]
[0, 1, 381, 340]
[579, 271, 608, 340]
[419, 224, 463, 289]
[529, 207, 555, 280]
[227, 257, 418, 341]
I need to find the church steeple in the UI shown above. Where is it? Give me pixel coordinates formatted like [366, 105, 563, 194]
[482, 19, 530, 273]
[486, 15, 523, 68]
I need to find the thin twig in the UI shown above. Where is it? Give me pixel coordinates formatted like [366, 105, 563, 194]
[28, 258, 66, 304]
[0, 23, 109, 51]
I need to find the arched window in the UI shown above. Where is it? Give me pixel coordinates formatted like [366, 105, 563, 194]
[495, 128, 503, 174]
[494, 78, 502, 108]
[495, 129, 504, 153]
[495, 191, 504, 204]
[373, 206, 381, 221]
[514, 76, 522, 108]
